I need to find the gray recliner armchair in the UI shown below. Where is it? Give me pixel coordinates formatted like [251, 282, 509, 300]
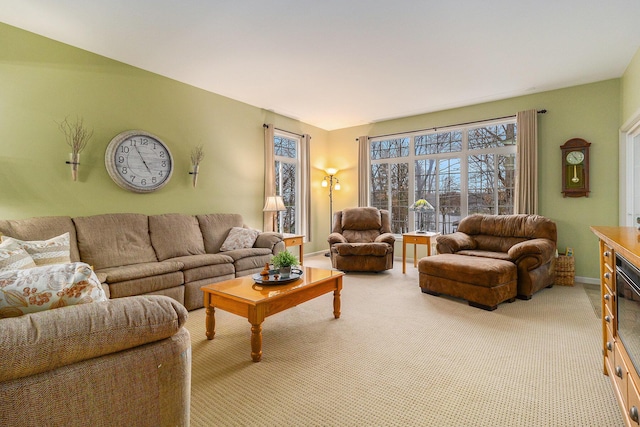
[327, 207, 395, 272]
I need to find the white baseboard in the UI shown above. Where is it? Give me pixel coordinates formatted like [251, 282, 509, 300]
[575, 276, 600, 285]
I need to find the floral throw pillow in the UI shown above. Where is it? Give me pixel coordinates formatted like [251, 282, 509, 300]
[0, 240, 37, 272]
[0, 262, 107, 318]
[220, 227, 260, 251]
[1, 232, 71, 266]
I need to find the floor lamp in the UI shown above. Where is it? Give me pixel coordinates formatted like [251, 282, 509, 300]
[263, 195, 286, 232]
[322, 168, 340, 256]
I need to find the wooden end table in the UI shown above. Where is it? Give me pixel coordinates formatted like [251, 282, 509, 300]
[282, 233, 304, 264]
[201, 267, 344, 362]
[402, 231, 440, 274]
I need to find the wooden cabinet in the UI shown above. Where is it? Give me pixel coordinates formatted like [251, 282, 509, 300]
[592, 226, 640, 426]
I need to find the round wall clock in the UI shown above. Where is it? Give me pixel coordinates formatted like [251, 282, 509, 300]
[105, 130, 174, 193]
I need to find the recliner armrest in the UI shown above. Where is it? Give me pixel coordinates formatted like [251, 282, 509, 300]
[375, 233, 396, 245]
[328, 232, 348, 245]
[435, 232, 476, 253]
[0, 295, 187, 382]
[254, 232, 283, 250]
[508, 238, 556, 268]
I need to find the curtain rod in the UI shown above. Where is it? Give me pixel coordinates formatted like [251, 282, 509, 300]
[263, 123, 305, 138]
[359, 109, 547, 141]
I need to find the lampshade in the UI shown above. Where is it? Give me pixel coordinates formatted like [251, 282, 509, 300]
[263, 195, 286, 212]
[325, 168, 338, 175]
[409, 199, 435, 211]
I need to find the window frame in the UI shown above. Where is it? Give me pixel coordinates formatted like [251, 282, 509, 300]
[367, 118, 517, 235]
[273, 130, 301, 234]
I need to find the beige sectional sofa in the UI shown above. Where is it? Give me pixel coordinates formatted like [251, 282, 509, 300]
[0, 212, 284, 311]
[1, 295, 191, 427]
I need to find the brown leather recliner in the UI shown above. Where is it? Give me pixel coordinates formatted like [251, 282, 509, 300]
[435, 214, 557, 299]
[328, 207, 395, 272]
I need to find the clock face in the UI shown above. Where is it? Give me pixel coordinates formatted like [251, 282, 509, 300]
[566, 150, 584, 165]
[105, 130, 173, 193]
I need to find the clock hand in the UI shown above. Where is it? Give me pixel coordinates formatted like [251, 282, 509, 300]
[134, 146, 152, 174]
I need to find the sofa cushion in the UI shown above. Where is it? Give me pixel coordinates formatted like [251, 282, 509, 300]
[73, 214, 158, 270]
[457, 249, 513, 261]
[220, 227, 260, 251]
[458, 214, 557, 242]
[166, 253, 234, 270]
[1, 232, 71, 266]
[0, 262, 107, 318]
[106, 272, 184, 299]
[0, 216, 80, 262]
[0, 240, 36, 272]
[472, 235, 528, 254]
[334, 242, 391, 257]
[342, 229, 383, 244]
[341, 207, 382, 230]
[96, 261, 184, 283]
[197, 213, 244, 253]
[149, 213, 206, 261]
[221, 247, 273, 262]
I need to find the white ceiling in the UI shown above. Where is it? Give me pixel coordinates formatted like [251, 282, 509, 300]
[1, 1, 640, 130]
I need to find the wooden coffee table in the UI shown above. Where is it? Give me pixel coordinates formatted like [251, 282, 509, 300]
[201, 266, 344, 362]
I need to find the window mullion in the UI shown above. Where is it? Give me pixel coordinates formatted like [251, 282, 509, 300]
[460, 131, 469, 218]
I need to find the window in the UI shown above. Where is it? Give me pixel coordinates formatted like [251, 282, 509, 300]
[274, 131, 300, 234]
[368, 120, 517, 234]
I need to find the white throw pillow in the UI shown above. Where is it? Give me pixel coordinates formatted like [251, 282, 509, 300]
[1, 232, 71, 266]
[0, 262, 107, 318]
[220, 227, 260, 251]
[0, 240, 37, 272]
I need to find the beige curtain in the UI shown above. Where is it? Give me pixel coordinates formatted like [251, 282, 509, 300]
[300, 134, 312, 241]
[263, 124, 276, 231]
[515, 110, 538, 214]
[358, 136, 369, 207]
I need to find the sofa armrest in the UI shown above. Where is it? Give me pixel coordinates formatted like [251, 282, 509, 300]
[328, 232, 348, 245]
[435, 232, 476, 253]
[254, 232, 283, 251]
[507, 238, 556, 268]
[375, 233, 396, 245]
[0, 295, 187, 382]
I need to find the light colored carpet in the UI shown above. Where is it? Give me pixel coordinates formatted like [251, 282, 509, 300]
[185, 255, 623, 426]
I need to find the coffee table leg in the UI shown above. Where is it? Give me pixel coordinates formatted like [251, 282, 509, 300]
[333, 286, 341, 319]
[205, 304, 215, 340]
[250, 322, 262, 362]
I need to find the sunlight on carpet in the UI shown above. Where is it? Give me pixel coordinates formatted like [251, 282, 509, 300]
[185, 255, 622, 426]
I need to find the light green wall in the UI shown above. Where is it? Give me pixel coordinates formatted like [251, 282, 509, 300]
[622, 47, 640, 123]
[0, 23, 628, 278]
[329, 80, 621, 280]
[0, 23, 329, 241]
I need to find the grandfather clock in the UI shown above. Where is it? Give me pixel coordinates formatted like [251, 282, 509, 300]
[560, 138, 591, 197]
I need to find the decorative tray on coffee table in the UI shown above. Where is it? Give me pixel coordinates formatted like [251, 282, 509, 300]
[252, 268, 304, 285]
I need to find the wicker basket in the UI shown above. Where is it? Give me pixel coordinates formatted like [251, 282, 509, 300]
[555, 255, 575, 286]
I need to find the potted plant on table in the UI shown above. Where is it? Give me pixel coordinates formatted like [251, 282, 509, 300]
[270, 251, 299, 279]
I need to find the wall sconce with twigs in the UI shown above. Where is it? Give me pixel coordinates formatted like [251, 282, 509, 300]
[58, 116, 93, 181]
[189, 145, 205, 188]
